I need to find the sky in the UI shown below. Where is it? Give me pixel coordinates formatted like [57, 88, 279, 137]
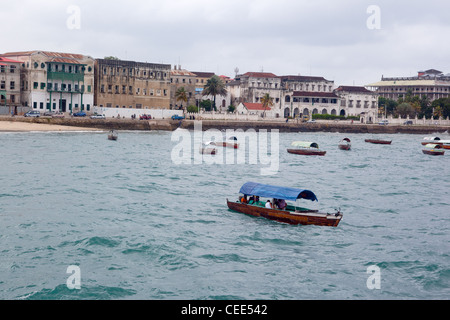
[2, 0, 450, 87]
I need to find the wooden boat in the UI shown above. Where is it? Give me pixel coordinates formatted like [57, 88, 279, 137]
[227, 182, 343, 227]
[421, 137, 450, 149]
[212, 136, 239, 149]
[422, 144, 445, 156]
[365, 139, 392, 145]
[107, 130, 118, 141]
[199, 142, 217, 155]
[287, 141, 326, 156]
[338, 138, 351, 150]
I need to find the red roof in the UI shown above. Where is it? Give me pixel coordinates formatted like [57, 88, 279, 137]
[242, 72, 278, 78]
[0, 57, 21, 63]
[243, 102, 271, 111]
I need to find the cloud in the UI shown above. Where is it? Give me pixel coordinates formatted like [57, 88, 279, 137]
[2, 0, 450, 86]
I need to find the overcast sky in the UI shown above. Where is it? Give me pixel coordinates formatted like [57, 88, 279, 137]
[2, 0, 449, 86]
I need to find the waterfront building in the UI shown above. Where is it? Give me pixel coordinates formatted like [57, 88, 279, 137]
[170, 66, 197, 109]
[334, 86, 378, 123]
[1, 51, 94, 113]
[236, 102, 273, 118]
[94, 58, 171, 110]
[227, 72, 282, 115]
[0, 56, 22, 114]
[367, 69, 450, 102]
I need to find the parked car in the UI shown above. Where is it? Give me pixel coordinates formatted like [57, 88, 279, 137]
[90, 114, 106, 119]
[378, 120, 389, 125]
[73, 111, 86, 117]
[43, 111, 55, 117]
[139, 114, 152, 120]
[52, 112, 65, 118]
[403, 120, 413, 125]
[171, 114, 185, 120]
[24, 110, 40, 117]
[306, 119, 316, 123]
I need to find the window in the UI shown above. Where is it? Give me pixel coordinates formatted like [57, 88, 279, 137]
[0, 81, 4, 89]
[10, 82, 15, 90]
[40, 102, 44, 109]
[34, 82, 38, 89]
[40, 83, 45, 89]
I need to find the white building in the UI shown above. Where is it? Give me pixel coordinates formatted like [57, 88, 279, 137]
[334, 86, 379, 123]
[236, 102, 273, 118]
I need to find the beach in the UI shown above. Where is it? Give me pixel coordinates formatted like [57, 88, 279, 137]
[0, 119, 100, 132]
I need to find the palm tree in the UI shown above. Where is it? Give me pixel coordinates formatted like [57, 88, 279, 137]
[175, 87, 188, 111]
[202, 75, 227, 111]
[260, 93, 274, 118]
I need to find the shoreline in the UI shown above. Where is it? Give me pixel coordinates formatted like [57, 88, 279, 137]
[1, 116, 449, 134]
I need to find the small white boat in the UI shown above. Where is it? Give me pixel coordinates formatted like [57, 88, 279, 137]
[199, 142, 217, 155]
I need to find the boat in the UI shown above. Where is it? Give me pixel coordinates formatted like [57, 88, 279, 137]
[422, 144, 445, 156]
[287, 141, 326, 156]
[199, 142, 217, 155]
[212, 136, 239, 149]
[227, 182, 343, 227]
[107, 130, 118, 141]
[338, 138, 351, 150]
[421, 136, 450, 149]
[365, 139, 392, 145]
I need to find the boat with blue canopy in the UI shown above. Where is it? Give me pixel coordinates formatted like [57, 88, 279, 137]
[227, 182, 342, 227]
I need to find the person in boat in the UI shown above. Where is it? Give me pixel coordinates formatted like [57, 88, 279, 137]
[265, 200, 272, 209]
[240, 195, 248, 203]
[248, 195, 255, 204]
[278, 199, 287, 210]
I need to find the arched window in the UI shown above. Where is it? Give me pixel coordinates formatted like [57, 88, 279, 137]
[340, 109, 346, 116]
[322, 109, 328, 114]
[303, 108, 309, 116]
[312, 108, 318, 114]
[331, 109, 337, 115]
[284, 107, 290, 118]
[293, 108, 299, 117]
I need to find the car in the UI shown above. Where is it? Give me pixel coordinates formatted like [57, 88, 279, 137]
[24, 110, 40, 117]
[171, 114, 185, 120]
[403, 120, 413, 125]
[52, 112, 65, 118]
[73, 111, 86, 117]
[306, 119, 316, 123]
[139, 114, 152, 120]
[43, 111, 55, 117]
[378, 120, 389, 125]
[90, 114, 106, 119]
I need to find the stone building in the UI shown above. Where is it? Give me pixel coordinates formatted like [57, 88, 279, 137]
[170, 66, 197, 109]
[1, 51, 94, 113]
[367, 69, 450, 102]
[0, 56, 22, 114]
[94, 58, 171, 110]
[334, 86, 378, 123]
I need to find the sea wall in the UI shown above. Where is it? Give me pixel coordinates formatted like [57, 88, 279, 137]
[1, 116, 449, 134]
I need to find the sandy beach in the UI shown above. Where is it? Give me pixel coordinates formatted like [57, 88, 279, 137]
[0, 120, 100, 132]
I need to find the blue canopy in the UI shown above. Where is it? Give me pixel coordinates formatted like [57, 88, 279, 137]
[239, 182, 318, 202]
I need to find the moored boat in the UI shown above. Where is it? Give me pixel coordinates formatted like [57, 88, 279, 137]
[227, 182, 343, 227]
[199, 142, 217, 155]
[365, 139, 392, 145]
[287, 141, 326, 156]
[422, 144, 445, 156]
[421, 136, 450, 149]
[338, 138, 351, 150]
[108, 130, 118, 140]
[212, 136, 239, 149]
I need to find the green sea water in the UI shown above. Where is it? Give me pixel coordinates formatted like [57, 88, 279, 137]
[0, 129, 449, 300]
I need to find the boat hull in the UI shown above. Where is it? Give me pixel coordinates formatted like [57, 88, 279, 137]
[338, 144, 351, 150]
[213, 142, 239, 149]
[422, 150, 445, 156]
[287, 149, 326, 156]
[365, 139, 391, 145]
[200, 147, 217, 155]
[108, 135, 118, 140]
[227, 200, 342, 227]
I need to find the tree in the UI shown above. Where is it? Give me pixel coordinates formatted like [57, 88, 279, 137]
[175, 87, 188, 111]
[395, 102, 415, 118]
[260, 93, 274, 118]
[104, 56, 119, 60]
[202, 75, 227, 111]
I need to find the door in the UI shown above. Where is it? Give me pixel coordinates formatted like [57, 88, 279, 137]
[61, 99, 67, 112]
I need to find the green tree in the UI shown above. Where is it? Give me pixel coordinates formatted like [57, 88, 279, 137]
[227, 105, 236, 113]
[260, 93, 274, 118]
[175, 87, 188, 110]
[395, 102, 415, 118]
[202, 75, 227, 111]
[200, 99, 213, 111]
